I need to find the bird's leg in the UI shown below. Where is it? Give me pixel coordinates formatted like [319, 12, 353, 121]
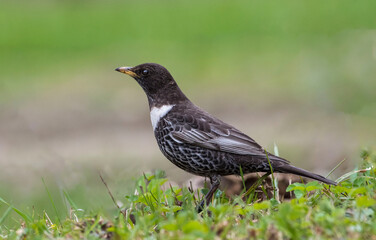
[197, 175, 221, 212]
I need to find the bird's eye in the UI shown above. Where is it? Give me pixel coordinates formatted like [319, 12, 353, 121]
[142, 69, 149, 76]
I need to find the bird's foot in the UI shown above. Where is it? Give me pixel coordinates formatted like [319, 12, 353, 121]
[196, 175, 221, 213]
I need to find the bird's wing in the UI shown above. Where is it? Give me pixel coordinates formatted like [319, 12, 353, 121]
[166, 107, 286, 161]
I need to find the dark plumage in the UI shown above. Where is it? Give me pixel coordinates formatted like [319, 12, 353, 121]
[115, 63, 336, 208]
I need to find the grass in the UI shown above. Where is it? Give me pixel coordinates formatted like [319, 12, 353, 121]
[0, 149, 375, 239]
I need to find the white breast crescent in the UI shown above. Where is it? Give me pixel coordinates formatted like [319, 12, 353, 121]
[150, 105, 175, 130]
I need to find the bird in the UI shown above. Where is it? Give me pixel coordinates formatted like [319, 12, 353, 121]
[115, 63, 337, 209]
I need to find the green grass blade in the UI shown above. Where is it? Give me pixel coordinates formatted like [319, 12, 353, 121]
[0, 206, 12, 225]
[63, 190, 78, 211]
[326, 158, 346, 178]
[42, 178, 61, 226]
[239, 165, 247, 194]
[84, 215, 101, 238]
[273, 143, 279, 157]
[0, 197, 32, 223]
[243, 173, 271, 198]
[336, 168, 371, 183]
[265, 151, 277, 199]
[0, 197, 7, 205]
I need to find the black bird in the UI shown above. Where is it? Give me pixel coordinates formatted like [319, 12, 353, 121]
[115, 63, 336, 208]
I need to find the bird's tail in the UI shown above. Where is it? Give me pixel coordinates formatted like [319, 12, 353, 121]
[276, 164, 337, 185]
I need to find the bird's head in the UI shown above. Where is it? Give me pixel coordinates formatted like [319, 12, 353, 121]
[116, 63, 186, 106]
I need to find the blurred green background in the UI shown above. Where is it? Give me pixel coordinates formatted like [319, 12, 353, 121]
[1, 0, 375, 224]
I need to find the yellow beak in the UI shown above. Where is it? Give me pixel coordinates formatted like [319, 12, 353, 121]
[115, 66, 139, 78]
